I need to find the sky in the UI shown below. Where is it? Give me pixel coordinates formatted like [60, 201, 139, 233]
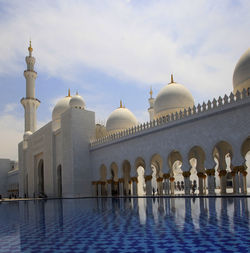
[0, 0, 250, 160]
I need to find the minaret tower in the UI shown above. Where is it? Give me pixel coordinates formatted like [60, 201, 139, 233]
[148, 86, 155, 121]
[21, 41, 40, 133]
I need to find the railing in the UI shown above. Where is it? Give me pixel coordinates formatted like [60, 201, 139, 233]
[90, 89, 250, 148]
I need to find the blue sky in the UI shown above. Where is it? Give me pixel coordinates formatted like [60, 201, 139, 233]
[0, 0, 250, 159]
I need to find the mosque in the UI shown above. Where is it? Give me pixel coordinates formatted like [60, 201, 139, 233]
[5, 42, 250, 198]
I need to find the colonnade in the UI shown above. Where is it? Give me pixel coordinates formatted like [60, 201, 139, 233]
[92, 138, 250, 197]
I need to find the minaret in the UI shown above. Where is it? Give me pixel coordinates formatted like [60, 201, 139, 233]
[21, 41, 40, 133]
[148, 86, 155, 121]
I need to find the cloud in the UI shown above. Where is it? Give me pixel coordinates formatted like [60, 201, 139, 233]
[0, 0, 250, 160]
[0, 0, 250, 101]
[4, 103, 18, 113]
[0, 113, 23, 160]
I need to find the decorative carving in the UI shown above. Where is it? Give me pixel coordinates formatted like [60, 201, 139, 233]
[218, 96, 223, 106]
[236, 90, 241, 101]
[207, 100, 212, 109]
[202, 102, 206, 111]
[212, 98, 217, 108]
[197, 104, 201, 113]
[229, 92, 235, 103]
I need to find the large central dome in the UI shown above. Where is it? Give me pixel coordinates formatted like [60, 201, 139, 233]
[233, 48, 250, 93]
[106, 101, 138, 134]
[154, 75, 194, 119]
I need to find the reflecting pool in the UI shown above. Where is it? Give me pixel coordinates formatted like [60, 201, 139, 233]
[0, 197, 249, 252]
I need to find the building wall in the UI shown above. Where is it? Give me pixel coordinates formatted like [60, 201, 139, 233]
[0, 159, 11, 197]
[7, 169, 19, 197]
[90, 94, 250, 184]
[61, 108, 95, 197]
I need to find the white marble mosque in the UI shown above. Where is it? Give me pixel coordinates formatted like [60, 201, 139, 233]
[1, 42, 250, 198]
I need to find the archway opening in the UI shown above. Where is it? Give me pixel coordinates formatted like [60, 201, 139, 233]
[135, 157, 146, 196]
[168, 150, 182, 195]
[110, 162, 119, 196]
[151, 154, 163, 195]
[122, 160, 131, 196]
[100, 164, 107, 196]
[188, 146, 206, 195]
[213, 141, 233, 194]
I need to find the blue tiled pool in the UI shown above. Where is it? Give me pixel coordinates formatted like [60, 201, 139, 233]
[0, 197, 249, 252]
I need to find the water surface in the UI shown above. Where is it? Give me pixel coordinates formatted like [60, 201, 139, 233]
[0, 197, 249, 252]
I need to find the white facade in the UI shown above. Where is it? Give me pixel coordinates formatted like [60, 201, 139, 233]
[18, 45, 250, 198]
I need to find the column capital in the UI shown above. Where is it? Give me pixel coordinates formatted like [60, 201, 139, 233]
[169, 177, 175, 182]
[205, 169, 215, 176]
[218, 170, 227, 177]
[197, 172, 206, 178]
[182, 171, 191, 178]
[118, 178, 124, 183]
[131, 177, 138, 183]
[144, 175, 152, 181]
[163, 173, 170, 179]
[157, 177, 163, 182]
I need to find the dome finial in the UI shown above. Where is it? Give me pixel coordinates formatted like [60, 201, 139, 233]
[150, 86, 153, 98]
[171, 74, 174, 83]
[120, 100, 122, 108]
[76, 90, 78, 95]
[67, 89, 71, 97]
[28, 40, 33, 56]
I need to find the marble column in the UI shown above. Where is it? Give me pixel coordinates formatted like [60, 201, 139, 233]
[170, 176, 175, 195]
[131, 177, 138, 196]
[240, 169, 248, 194]
[145, 175, 152, 196]
[231, 167, 239, 194]
[219, 170, 227, 194]
[197, 172, 204, 195]
[119, 178, 124, 196]
[157, 177, 163, 195]
[182, 171, 191, 195]
[92, 182, 97, 196]
[97, 182, 102, 196]
[128, 180, 132, 196]
[163, 174, 170, 195]
[107, 179, 112, 196]
[205, 169, 215, 195]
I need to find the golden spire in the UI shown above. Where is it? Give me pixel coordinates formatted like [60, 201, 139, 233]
[171, 74, 174, 83]
[149, 86, 153, 98]
[76, 90, 78, 95]
[28, 40, 33, 53]
[120, 100, 122, 108]
[67, 88, 71, 97]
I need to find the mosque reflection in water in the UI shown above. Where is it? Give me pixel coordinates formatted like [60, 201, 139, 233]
[0, 197, 249, 252]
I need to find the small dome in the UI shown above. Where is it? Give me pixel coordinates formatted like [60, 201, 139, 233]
[154, 76, 194, 119]
[69, 93, 85, 109]
[233, 48, 250, 93]
[52, 96, 71, 121]
[106, 103, 138, 134]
